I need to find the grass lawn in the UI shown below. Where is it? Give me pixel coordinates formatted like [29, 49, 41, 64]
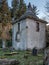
[0, 48, 44, 65]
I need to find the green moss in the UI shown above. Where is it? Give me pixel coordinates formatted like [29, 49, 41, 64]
[0, 49, 43, 65]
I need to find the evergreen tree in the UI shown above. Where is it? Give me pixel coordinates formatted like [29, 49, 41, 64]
[45, 1, 49, 17]
[28, 2, 38, 16]
[12, 0, 26, 19]
[1, 0, 11, 23]
[32, 5, 38, 15]
[0, 0, 2, 11]
[0, 0, 12, 48]
[11, 0, 19, 18]
[0, 0, 3, 22]
[18, 0, 26, 18]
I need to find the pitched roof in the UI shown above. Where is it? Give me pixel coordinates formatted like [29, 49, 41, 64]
[12, 3, 47, 24]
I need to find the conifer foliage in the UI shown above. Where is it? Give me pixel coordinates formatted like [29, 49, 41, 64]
[12, 0, 26, 19]
[0, 0, 12, 48]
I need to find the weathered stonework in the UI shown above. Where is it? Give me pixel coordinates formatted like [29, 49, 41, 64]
[12, 18, 46, 50]
[0, 59, 20, 65]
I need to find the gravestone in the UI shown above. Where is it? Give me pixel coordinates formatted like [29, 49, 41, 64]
[32, 47, 37, 56]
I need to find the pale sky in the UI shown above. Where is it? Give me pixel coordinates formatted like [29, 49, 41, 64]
[8, 0, 48, 18]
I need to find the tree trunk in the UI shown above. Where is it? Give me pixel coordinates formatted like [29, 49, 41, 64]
[2, 40, 6, 48]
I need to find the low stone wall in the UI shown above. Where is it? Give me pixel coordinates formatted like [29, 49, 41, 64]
[0, 59, 20, 65]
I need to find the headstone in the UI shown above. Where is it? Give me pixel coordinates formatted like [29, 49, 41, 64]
[32, 47, 37, 56]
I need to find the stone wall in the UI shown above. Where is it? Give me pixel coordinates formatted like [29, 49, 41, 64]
[0, 59, 20, 65]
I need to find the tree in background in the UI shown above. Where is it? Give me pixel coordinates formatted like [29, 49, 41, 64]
[45, 1, 49, 21]
[0, 0, 12, 48]
[11, 0, 26, 20]
[46, 25, 49, 47]
[28, 2, 39, 16]
[11, 0, 19, 19]
[45, 1, 49, 17]
[32, 4, 39, 15]
[18, 0, 26, 18]
[45, 1, 49, 47]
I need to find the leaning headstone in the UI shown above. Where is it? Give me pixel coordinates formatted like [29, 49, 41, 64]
[32, 47, 37, 56]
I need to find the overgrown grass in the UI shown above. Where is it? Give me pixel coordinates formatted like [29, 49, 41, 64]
[0, 49, 44, 65]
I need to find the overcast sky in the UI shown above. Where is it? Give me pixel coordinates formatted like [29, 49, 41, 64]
[8, 0, 47, 18]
